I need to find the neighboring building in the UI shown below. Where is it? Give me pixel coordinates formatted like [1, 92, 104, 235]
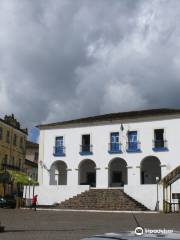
[25, 141, 38, 181]
[0, 114, 28, 195]
[33, 109, 180, 210]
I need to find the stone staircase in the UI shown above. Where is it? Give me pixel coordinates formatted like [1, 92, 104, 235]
[58, 189, 149, 211]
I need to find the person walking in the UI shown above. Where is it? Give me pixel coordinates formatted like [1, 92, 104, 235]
[32, 195, 38, 211]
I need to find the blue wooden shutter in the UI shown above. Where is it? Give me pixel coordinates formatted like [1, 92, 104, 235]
[128, 131, 138, 150]
[55, 136, 63, 154]
[111, 132, 119, 152]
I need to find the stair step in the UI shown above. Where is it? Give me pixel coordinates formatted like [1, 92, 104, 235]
[58, 189, 149, 211]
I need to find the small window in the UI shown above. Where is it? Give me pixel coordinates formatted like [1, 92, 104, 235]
[20, 137, 23, 148]
[110, 132, 119, 143]
[55, 136, 64, 147]
[0, 127, 3, 140]
[4, 154, 8, 164]
[110, 132, 120, 152]
[82, 134, 90, 152]
[154, 129, 164, 148]
[127, 131, 138, 151]
[34, 152, 39, 161]
[82, 134, 90, 145]
[54, 136, 65, 155]
[12, 156, 15, 166]
[18, 159, 22, 168]
[13, 134, 17, 146]
[6, 130, 10, 143]
[128, 131, 137, 143]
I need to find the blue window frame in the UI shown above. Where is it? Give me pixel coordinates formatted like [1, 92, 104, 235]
[127, 131, 140, 152]
[54, 136, 65, 156]
[109, 132, 121, 153]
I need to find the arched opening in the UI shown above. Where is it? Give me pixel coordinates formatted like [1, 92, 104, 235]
[49, 160, 67, 185]
[141, 156, 161, 184]
[108, 158, 127, 187]
[79, 159, 96, 187]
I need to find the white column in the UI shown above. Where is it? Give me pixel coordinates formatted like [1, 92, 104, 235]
[127, 166, 141, 186]
[67, 168, 79, 186]
[161, 165, 168, 179]
[96, 167, 108, 188]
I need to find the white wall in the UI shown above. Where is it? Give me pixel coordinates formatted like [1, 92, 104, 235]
[125, 179, 180, 211]
[124, 185, 163, 211]
[39, 117, 180, 186]
[37, 115, 180, 208]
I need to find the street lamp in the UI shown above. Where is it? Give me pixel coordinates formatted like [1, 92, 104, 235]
[155, 176, 160, 211]
[28, 176, 31, 207]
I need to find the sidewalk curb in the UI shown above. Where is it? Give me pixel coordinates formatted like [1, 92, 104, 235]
[21, 207, 159, 214]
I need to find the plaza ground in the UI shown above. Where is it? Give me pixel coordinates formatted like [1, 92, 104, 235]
[0, 209, 180, 240]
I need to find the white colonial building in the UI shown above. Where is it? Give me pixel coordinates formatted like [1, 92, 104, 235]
[34, 109, 180, 211]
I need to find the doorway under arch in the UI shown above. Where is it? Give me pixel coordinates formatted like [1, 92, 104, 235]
[141, 156, 161, 184]
[79, 159, 96, 187]
[108, 158, 127, 187]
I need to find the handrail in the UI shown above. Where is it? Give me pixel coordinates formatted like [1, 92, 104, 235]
[80, 144, 93, 153]
[108, 142, 121, 152]
[164, 200, 180, 213]
[53, 146, 66, 156]
[153, 139, 168, 149]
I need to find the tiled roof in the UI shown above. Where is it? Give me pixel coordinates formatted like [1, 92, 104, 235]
[26, 140, 39, 148]
[37, 108, 180, 129]
[0, 117, 28, 134]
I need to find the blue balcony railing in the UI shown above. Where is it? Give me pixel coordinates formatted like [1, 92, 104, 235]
[126, 141, 141, 153]
[108, 143, 122, 153]
[79, 144, 93, 155]
[152, 140, 168, 151]
[53, 146, 66, 156]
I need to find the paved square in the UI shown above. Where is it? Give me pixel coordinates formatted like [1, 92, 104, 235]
[0, 209, 180, 240]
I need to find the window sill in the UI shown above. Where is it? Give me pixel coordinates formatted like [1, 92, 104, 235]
[108, 150, 122, 154]
[126, 149, 141, 153]
[79, 152, 93, 156]
[152, 147, 168, 152]
[53, 153, 66, 157]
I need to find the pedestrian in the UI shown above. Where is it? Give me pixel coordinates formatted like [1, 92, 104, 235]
[32, 195, 38, 211]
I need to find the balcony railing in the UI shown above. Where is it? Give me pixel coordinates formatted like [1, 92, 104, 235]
[79, 144, 93, 155]
[126, 141, 141, 153]
[1, 163, 23, 171]
[53, 146, 66, 156]
[108, 143, 122, 153]
[152, 140, 168, 151]
[164, 200, 180, 213]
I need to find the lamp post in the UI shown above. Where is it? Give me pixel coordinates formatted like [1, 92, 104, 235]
[155, 176, 160, 211]
[28, 176, 31, 207]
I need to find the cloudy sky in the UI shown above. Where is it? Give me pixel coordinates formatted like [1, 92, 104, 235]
[0, 0, 180, 141]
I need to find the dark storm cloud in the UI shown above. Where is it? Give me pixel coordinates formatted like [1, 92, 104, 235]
[0, 0, 180, 129]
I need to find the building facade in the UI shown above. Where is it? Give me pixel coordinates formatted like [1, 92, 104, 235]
[36, 109, 180, 210]
[25, 141, 38, 181]
[0, 114, 28, 195]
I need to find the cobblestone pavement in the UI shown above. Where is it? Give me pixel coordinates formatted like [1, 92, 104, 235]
[0, 209, 180, 240]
